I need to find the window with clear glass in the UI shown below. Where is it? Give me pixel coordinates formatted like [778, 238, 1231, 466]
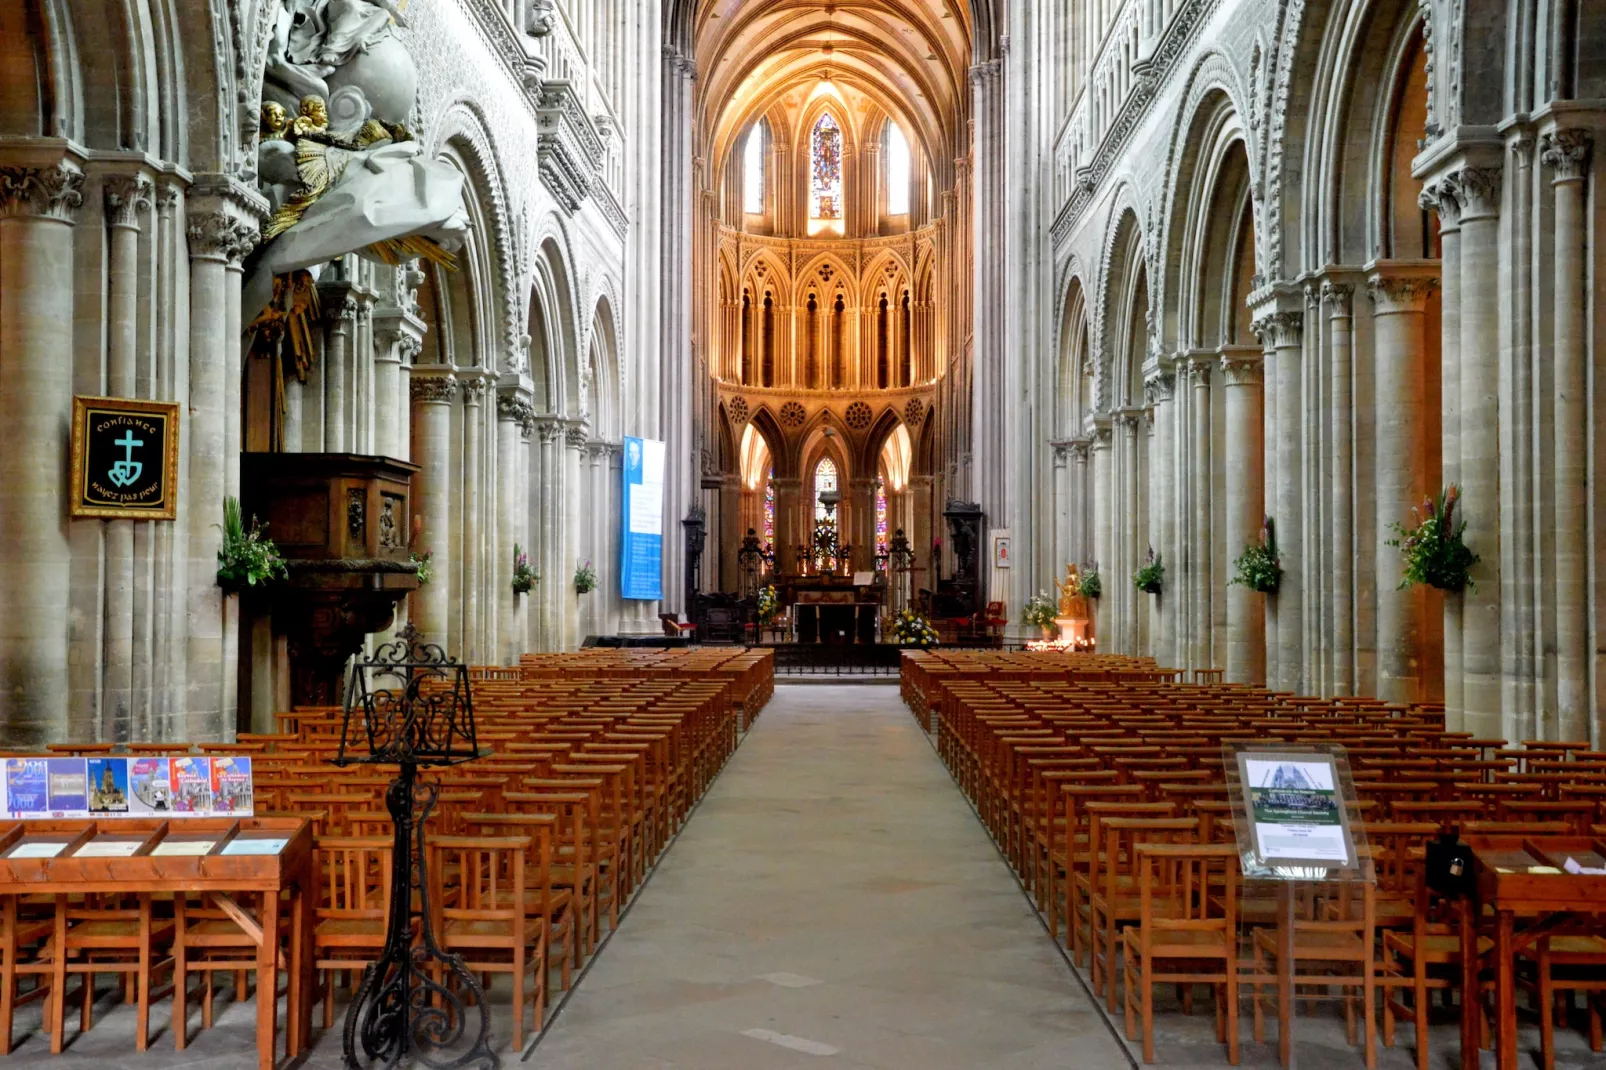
[886, 122, 910, 215]
[744, 122, 765, 215]
[810, 113, 843, 221]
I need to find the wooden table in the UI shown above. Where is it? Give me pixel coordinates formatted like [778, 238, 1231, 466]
[1458, 833, 1606, 1070]
[0, 817, 314, 1069]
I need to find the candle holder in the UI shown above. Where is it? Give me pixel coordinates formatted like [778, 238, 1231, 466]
[333, 622, 497, 1070]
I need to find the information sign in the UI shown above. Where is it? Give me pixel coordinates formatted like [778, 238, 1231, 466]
[69, 396, 180, 520]
[1230, 745, 1363, 875]
[620, 436, 665, 600]
[1, 756, 252, 821]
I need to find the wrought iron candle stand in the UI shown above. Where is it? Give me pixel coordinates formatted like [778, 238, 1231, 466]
[334, 623, 498, 1070]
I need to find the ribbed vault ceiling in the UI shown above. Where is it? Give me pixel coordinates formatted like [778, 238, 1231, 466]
[696, 0, 971, 178]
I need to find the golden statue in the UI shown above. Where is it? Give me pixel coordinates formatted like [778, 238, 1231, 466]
[1054, 563, 1089, 619]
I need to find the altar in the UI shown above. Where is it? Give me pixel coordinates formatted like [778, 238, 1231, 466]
[793, 591, 878, 644]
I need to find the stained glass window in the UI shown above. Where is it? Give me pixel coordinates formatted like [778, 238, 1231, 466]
[743, 123, 765, 214]
[876, 483, 889, 564]
[810, 113, 843, 220]
[814, 457, 838, 522]
[886, 122, 910, 215]
[763, 468, 775, 541]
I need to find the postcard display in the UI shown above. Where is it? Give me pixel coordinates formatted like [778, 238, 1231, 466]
[1225, 742, 1372, 1068]
[4, 756, 253, 820]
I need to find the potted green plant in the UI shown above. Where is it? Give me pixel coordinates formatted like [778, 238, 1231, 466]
[1386, 484, 1478, 591]
[1133, 547, 1164, 595]
[511, 544, 538, 595]
[1021, 592, 1058, 637]
[1230, 516, 1283, 594]
[573, 559, 596, 595]
[410, 549, 433, 586]
[1079, 561, 1103, 600]
[215, 495, 287, 594]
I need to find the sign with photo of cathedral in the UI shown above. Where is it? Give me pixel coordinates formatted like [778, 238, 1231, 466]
[69, 396, 180, 520]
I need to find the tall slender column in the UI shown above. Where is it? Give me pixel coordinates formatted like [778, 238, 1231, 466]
[563, 424, 587, 649]
[1367, 264, 1439, 704]
[372, 318, 423, 459]
[184, 181, 258, 741]
[535, 418, 561, 650]
[1146, 369, 1176, 666]
[1221, 352, 1265, 684]
[848, 477, 877, 573]
[1067, 441, 1090, 566]
[1090, 421, 1112, 646]
[0, 154, 84, 744]
[1187, 355, 1213, 670]
[1451, 165, 1504, 739]
[409, 373, 456, 645]
[1251, 306, 1303, 691]
[320, 283, 356, 453]
[101, 172, 153, 740]
[773, 477, 801, 575]
[495, 393, 531, 665]
[1052, 443, 1070, 577]
[460, 379, 485, 663]
[1541, 130, 1592, 741]
[1322, 282, 1357, 694]
[518, 413, 535, 654]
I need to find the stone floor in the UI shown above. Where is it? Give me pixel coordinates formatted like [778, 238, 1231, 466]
[7, 684, 1602, 1068]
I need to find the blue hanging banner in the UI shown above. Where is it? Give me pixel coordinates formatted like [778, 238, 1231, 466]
[620, 436, 665, 601]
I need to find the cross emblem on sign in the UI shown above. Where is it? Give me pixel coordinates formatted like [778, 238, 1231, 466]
[107, 429, 144, 487]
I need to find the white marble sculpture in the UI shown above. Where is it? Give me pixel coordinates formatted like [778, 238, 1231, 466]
[248, 0, 468, 322]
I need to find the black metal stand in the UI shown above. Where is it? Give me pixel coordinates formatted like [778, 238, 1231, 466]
[343, 764, 498, 1070]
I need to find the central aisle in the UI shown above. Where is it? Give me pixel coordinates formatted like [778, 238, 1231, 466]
[534, 684, 1132, 1070]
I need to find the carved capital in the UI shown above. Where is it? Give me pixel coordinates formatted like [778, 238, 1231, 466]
[460, 377, 488, 404]
[1320, 281, 1355, 316]
[186, 211, 240, 262]
[1143, 370, 1176, 405]
[409, 374, 458, 404]
[1220, 353, 1264, 387]
[496, 393, 535, 426]
[1418, 179, 1460, 226]
[103, 173, 154, 230]
[565, 424, 588, 449]
[1449, 166, 1501, 220]
[1183, 353, 1214, 387]
[1067, 438, 1092, 463]
[1250, 310, 1303, 349]
[1541, 129, 1593, 183]
[1366, 270, 1439, 314]
[0, 159, 85, 222]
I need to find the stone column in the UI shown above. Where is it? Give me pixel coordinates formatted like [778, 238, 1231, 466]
[1367, 264, 1439, 704]
[1251, 306, 1303, 692]
[563, 424, 587, 649]
[495, 393, 529, 666]
[773, 477, 802, 576]
[0, 153, 84, 744]
[409, 373, 456, 646]
[848, 477, 877, 573]
[1146, 368, 1176, 666]
[909, 474, 934, 597]
[372, 317, 423, 459]
[1541, 130, 1593, 741]
[535, 418, 561, 650]
[460, 379, 485, 663]
[319, 283, 356, 453]
[1186, 354, 1214, 671]
[1221, 352, 1265, 684]
[184, 179, 259, 741]
[1420, 180, 1463, 721]
[1052, 442, 1070, 580]
[518, 412, 536, 653]
[1090, 421, 1113, 646]
[102, 172, 153, 740]
[1452, 165, 1504, 739]
[1322, 282, 1357, 694]
[1067, 440, 1090, 567]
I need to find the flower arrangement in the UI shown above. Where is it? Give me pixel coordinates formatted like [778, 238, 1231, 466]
[1386, 484, 1479, 591]
[411, 550, 433, 587]
[1231, 515, 1283, 594]
[891, 609, 939, 647]
[1079, 561, 1103, 600]
[1133, 547, 1165, 595]
[1022, 592, 1058, 630]
[506, 544, 536, 595]
[756, 585, 780, 625]
[573, 559, 596, 595]
[216, 496, 287, 593]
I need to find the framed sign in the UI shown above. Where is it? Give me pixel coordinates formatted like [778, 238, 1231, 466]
[70, 396, 179, 520]
[992, 531, 1011, 569]
[1230, 745, 1362, 874]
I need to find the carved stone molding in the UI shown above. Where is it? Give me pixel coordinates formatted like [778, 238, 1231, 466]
[0, 158, 86, 222]
[1067, 438, 1092, 463]
[1366, 271, 1440, 314]
[536, 81, 604, 212]
[1417, 178, 1461, 226]
[565, 425, 588, 449]
[1220, 353, 1264, 387]
[460, 377, 488, 404]
[1250, 309, 1303, 349]
[1320, 281, 1355, 316]
[1183, 353, 1214, 387]
[1090, 422, 1113, 448]
[1143, 371, 1176, 406]
[103, 173, 154, 231]
[1541, 129, 1593, 182]
[186, 211, 247, 263]
[1050, 441, 1070, 466]
[409, 374, 458, 404]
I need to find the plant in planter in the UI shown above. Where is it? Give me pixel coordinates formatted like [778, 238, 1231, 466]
[410, 549, 433, 587]
[1022, 592, 1058, 635]
[1078, 561, 1103, 600]
[1231, 516, 1283, 594]
[573, 559, 596, 595]
[215, 495, 287, 593]
[1133, 547, 1165, 595]
[509, 544, 538, 595]
[1386, 484, 1479, 591]
[891, 609, 939, 648]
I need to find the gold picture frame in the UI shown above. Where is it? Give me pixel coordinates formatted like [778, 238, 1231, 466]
[69, 396, 181, 520]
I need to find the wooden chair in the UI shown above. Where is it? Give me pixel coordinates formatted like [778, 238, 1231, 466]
[1089, 816, 1199, 1008]
[47, 892, 173, 1053]
[311, 836, 393, 1030]
[0, 895, 54, 1053]
[1524, 930, 1606, 1070]
[172, 891, 267, 1048]
[1381, 866, 1492, 1070]
[1120, 843, 1241, 1064]
[429, 836, 545, 1049]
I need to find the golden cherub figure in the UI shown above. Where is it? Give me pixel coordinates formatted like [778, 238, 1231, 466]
[261, 101, 290, 139]
[292, 95, 330, 137]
